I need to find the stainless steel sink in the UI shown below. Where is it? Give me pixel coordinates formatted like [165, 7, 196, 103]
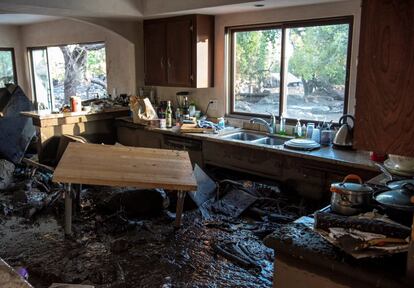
[252, 137, 286, 146]
[220, 131, 266, 141]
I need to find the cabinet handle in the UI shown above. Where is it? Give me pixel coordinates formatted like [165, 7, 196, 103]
[167, 58, 171, 69]
[160, 57, 164, 68]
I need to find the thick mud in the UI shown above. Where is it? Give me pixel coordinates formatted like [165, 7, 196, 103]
[0, 194, 274, 287]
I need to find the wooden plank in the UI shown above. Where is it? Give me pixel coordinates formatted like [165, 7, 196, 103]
[180, 123, 213, 133]
[53, 143, 197, 191]
[354, 0, 414, 156]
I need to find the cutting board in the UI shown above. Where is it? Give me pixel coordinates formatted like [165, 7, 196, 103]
[180, 123, 213, 133]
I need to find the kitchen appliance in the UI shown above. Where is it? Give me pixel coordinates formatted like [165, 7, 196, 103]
[176, 91, 189, 109]
[333, 114, 355, 149]
[330, 174, 374, 215]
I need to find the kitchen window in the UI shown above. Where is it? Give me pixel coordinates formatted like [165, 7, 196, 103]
[29, 42, 107, 111]
[229, 17, 352, 122]
[0, 48, 17, 88]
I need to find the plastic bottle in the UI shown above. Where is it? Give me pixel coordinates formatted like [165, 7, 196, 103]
[306, 123, 315, 139]
[294, 119, 302, 138]
[279, 114, 286, 134]
[166, 101, 173, 128]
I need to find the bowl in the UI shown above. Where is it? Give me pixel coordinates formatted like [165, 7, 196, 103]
[388, 154, 414, 172]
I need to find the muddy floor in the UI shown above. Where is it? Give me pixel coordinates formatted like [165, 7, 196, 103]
[0, 164, 319, 287]
[0, 192, 276, 287]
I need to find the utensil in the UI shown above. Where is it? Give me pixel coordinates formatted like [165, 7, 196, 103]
[372, 183, 414, 225]
[330, 174, 374, 215]
[384, 159, 414, 177]
[333, 114, 355, 149]
[375, 163, 394, 181]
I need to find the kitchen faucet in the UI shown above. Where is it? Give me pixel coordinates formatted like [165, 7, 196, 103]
[249, 112, 276, 134]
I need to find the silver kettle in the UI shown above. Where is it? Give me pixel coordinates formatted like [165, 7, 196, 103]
[333, 114, 355, 149]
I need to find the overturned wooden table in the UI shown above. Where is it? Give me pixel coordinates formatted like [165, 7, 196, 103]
[53, 142, 197, 235]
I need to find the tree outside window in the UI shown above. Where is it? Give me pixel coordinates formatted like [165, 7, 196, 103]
[231, 18, 352, 122]
[0, 48, 17, 88]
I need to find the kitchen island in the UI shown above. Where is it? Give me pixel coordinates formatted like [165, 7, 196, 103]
[21, 107, 129, 163]
[263, 218, 411, 288]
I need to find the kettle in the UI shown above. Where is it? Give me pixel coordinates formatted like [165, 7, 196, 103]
[333, 114, 355, 149]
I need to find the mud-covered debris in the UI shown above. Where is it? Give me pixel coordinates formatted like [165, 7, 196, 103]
[0, 159, 15, 190]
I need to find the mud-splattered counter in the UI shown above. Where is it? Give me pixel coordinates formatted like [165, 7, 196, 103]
[263, 221, 410, 288]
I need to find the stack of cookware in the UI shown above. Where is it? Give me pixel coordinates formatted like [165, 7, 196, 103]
[330, 172, 414, 226]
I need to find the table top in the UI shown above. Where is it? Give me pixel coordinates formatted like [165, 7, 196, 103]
[53, 142, 197, 191]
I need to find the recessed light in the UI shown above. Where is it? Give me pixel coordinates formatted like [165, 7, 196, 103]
[254, 4, 265, 7]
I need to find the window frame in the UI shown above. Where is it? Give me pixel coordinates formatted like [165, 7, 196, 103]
[227, 16, 354, 124]
[27, 41, 107, 111]
[0, 47, 18, 86]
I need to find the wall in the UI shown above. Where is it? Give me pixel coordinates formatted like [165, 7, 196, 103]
[17, 18, 137, 100]
[155, 0, 361, 120]
[0, 25, 28, 92]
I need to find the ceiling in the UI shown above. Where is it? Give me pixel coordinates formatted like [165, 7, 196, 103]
[0, 0, 350, 24]
[0, 13, 60, 25]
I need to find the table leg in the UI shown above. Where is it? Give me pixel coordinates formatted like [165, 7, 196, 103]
[175, 191, 186, 228]
[64, 183, 72, 236]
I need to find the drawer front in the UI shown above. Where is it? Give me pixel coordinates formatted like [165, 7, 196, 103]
[203, 142, 283, 177]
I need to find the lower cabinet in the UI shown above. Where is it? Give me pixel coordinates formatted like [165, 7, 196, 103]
[203, 141, 283, 178]
[204, 141, 378, 200]
[116, 126, 163, 148]
[116, 123, 378, 200]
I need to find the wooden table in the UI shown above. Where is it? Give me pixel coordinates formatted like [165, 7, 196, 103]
[53, 142, 197, 235]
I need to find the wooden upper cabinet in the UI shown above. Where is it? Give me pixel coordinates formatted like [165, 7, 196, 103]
[166, 18, 193, 87]
[144, 15, 214, 88]
[144, 21, 167, 85]
[354, 0, 414, 156]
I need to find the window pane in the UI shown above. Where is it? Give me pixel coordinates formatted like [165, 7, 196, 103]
[47, 43, 107, 110]
[233, 29, 281, 115]
[284, 23, 350, 122]
[0, 50, 15, 88]
[31, 49, 52, 110]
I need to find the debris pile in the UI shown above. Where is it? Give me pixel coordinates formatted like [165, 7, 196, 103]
[0, 164, 317, 287]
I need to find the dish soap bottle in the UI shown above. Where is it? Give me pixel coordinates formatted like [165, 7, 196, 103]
[279, 114, 286, 135]
[294, 119, 302, 138]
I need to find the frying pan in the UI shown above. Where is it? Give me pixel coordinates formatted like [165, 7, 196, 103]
[372, 183, 414, 226]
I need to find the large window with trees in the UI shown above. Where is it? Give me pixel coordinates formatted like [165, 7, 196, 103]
[29, 42, 107, 111]
[0, 48, 17, 88]
[229, 17, 352, 122]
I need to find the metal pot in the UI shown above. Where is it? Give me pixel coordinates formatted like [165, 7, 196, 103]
[330, 174, 373, 215]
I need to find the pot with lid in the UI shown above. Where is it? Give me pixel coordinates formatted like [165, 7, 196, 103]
[330, 174, 373, 215]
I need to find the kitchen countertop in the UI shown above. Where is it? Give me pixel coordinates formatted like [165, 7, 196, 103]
[263, 218, 410, 288]
[116, 117, 379, 172]
[21, 106, 129, 120]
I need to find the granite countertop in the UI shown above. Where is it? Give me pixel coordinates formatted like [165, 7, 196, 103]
[263, 219, 410, 288]
[116, 117, 379, 172]
[20, 106, 129, 120]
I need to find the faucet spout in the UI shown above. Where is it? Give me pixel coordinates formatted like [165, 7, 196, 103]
[249, 117, 274, 134]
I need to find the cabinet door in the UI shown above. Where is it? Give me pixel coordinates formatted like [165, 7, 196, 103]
[144, 21, 167, 85]
[354, 0, 414, 156]
[166, 18, 193, 87]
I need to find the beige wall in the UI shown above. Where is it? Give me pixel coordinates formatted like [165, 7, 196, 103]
[0, 18, 140, 101]
[155, 0, 361, 119]
[19, 18, 137, 100]
[0, 25, 28, 92]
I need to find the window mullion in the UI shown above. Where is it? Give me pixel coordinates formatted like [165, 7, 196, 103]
[279, 27, 287, 118]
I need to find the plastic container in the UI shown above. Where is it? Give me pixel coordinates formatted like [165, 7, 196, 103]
[306, 123, 314, 139]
